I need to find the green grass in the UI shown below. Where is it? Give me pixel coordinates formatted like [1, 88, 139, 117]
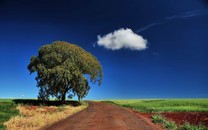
[152, 114, 177, 129]
[108, 99, 208, 112]
[152, 114, 207, 130]
[0, 99, 19, 129]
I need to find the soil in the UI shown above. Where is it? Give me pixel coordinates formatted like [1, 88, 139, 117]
[130, 109, 208, 127]
[44, 101, 162, 130]
[162, 112, 208, 127]
[129, 110, 208, 127]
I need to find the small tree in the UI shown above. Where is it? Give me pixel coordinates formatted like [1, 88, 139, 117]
[28, 41, 103, 102]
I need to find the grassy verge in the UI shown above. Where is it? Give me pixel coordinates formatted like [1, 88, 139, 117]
[0, 99, 88, 130]
[0, 99, 19, 129]
[109, 99, 208, 112]
[152, 114, 207, 130]
[4, 102, 87, 130]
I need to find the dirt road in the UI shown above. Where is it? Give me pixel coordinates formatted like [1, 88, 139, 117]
[45, 101, 162, 130]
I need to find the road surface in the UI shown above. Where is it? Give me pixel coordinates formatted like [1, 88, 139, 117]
[45, 101, 162, 130]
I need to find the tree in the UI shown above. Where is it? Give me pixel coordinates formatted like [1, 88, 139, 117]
[72, 77, 90, 102]
[28, 41, 103, 102]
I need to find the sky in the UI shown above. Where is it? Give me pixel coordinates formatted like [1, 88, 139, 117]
[0, 0, 208, 100]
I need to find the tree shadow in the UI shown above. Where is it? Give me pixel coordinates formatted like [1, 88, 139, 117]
[12, 99, 81, 106]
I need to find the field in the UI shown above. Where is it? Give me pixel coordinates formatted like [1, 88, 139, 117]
[0, 99, 87, 130]
[110, 99, 208, 112]
[108, 99, 208, 129]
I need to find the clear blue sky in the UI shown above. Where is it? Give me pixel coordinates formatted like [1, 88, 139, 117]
[0, 0, 208, 99]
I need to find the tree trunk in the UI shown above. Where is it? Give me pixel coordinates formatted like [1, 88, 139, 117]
[78, 97, 80, 103]
[61, 93, 66, 103]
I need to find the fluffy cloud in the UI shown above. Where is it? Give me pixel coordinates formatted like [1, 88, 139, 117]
[97, 28, 148, 50]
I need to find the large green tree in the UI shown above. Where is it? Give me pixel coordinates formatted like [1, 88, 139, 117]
[28, 41, 103, 102]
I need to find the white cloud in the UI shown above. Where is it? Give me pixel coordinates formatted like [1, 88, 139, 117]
[97, 28, 148, 50]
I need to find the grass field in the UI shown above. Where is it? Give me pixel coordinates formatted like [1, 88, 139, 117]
[0, 99, 19, 129]
[108, 99, 208, 112]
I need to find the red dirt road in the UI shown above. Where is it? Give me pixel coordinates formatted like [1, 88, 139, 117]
[45, 101, 162, 130]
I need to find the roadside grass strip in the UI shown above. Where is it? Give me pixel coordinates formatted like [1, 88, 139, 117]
[152, 114, 208, 130]
[4, 104, 87, 130]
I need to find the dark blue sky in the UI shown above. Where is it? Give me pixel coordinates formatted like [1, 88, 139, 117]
[0, 0, 208, 99]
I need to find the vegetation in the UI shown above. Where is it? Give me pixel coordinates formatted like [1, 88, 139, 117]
[178, 122, 208, 130]
[152, 114, 177, 129]
[152, 114, 166, 124]
[152, 114, 207, 130]
[12, 99, 81, 106]
[0, 99, 19, 129]
[110, 99, 208, 112]
[108, 99, 208, 130]
[5, 103, 87, 129]
[28, 41, 103, 102]
[0, 99, 87, 130]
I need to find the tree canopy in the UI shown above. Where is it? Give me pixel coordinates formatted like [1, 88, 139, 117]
[28, 41, 103, 102]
